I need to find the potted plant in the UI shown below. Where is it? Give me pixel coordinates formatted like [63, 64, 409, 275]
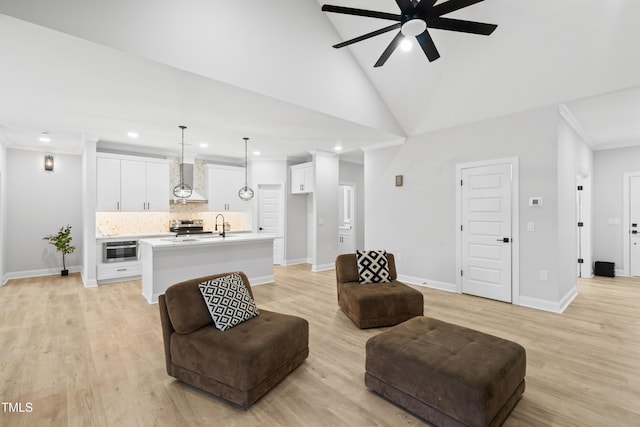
[43, 225, 76, 276]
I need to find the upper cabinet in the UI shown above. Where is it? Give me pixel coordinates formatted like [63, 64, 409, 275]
[97, 155, 170, 212]
[291, 162, 314, 194]
[207, 165, 247, 212]
[96, 157, 121, 212]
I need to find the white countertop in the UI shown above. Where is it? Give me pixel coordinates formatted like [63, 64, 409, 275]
[96, 232, 174, 241]
[139, 233, 275, 249]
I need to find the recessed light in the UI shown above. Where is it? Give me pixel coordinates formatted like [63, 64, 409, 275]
[199, 143, 208, 148]
[252, 151, 261, 156]
[39, 132, 51, 143]
[334, 145, 343, 152]
[127, 131, 139, 138]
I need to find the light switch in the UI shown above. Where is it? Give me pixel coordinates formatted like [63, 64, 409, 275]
[527, 222, 535, 232]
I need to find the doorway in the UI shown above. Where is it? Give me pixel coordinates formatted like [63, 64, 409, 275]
[623, 172, 640, 276]
[456, 158, 519, 304]
[338, 184, 355, 254]
[257, 184, 284, 265]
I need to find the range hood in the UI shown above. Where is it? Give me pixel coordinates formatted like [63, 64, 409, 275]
[171, 162, 208, 204]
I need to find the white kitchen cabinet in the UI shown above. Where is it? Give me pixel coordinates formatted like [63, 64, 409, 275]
[291, 162, 314, 194]
[96, 154, 170, 212]
[97, 157, 121, 211]
[120, 160, 147, 211]
[95, 240, 142, 283]
[144, 162, 171, 211]
[207, 165, 247, 211]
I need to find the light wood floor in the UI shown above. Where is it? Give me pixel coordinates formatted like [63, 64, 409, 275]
[1, 266, 639, 426]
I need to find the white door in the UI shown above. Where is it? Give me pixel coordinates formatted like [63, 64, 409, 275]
[629, 176, 640, 276]
[338, 184, 355, 254]
[461, 163, 512, 302]
[258, 184, 283, 265]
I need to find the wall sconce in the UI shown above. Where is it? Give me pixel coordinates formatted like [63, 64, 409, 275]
[44, 155, 54, 171]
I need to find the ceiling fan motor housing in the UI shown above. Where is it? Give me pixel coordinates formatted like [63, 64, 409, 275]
[401, 15, 427, 37]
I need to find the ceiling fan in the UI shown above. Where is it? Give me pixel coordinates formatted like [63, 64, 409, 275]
[322, 0, 497, 67]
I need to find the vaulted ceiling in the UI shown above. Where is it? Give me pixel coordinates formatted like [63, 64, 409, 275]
[1, 0, 640, 162]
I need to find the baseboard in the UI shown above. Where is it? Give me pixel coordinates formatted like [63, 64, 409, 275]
[249, 274, 275, 286]
[80, 270, 98, 288]
[2, 265, 83, 283]
[518, 286, 578, 314]
[615, 269, 624, 277]
[283, 258, 310, 266]
[398, 274, 457, 293]
[311, 263, 334, 272]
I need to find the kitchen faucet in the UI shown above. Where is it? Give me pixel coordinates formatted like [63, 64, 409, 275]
[214, 214, 225, 238]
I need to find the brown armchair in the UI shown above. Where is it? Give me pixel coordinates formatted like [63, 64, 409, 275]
[335, 253, 424, 329]
[159, 272, 309, 408]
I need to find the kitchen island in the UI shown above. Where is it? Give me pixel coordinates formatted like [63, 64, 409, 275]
[139, 233, 275, 303]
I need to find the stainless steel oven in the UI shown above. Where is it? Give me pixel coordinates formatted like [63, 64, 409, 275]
[103, 240, 138, 263]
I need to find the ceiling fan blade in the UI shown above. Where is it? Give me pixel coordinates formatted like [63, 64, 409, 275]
[395, 0, 415, 14]
[415, 0, 438, 15]
[374, 31, 404, 67]
[432, 0, 486, 17]
[333, 23, 402, 49]
[416, 30, 440, 61]
[322, 5, 401, 21]
[427, 17, 497, 35]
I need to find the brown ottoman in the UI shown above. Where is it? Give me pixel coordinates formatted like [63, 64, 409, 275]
[365, 317, 526, 427]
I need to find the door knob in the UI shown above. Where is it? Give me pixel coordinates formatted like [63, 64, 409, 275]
[496, 237, 510, 243]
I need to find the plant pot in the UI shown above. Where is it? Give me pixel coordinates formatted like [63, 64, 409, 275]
[61, 269, 69, 276]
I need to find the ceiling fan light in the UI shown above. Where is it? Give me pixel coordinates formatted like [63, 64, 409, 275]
[400, 38, 412, 52]
[400, 18, 426, 37]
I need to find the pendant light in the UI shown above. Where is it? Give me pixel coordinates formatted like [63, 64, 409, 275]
[173, 125, 192, 203]
[238, 137, 254, 201]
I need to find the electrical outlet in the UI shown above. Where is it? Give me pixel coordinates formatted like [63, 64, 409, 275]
[539, 270, 548, 281]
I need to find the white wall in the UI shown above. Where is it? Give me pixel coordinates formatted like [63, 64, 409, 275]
[81, 140, 97, 286]
[285, 160, 309, 264]
[365, 106, 569, 306]
[0, 143, 6, 283]
[339, 160, 365, 250]
[5, 149, 83, 277]
[312, 152, 339, 271]
[593, 145, 640, 271]
[557, 114, 594, 301]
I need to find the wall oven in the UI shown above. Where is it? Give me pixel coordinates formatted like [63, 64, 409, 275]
[103, 240, 138, 263]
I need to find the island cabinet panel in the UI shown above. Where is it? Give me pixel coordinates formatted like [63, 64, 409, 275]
[96, 154, 170, 212]
[139, 234, 275, 304]
[207, 165, 247, 212]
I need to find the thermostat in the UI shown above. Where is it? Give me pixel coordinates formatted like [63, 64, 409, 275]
[529, 197, 543, 207]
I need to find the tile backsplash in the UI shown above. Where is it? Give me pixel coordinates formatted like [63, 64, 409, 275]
[96, 209, 250, 236]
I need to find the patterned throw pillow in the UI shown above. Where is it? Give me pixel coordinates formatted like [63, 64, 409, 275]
[356, 250, 391, 284]
[198, 273, 260, 331]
